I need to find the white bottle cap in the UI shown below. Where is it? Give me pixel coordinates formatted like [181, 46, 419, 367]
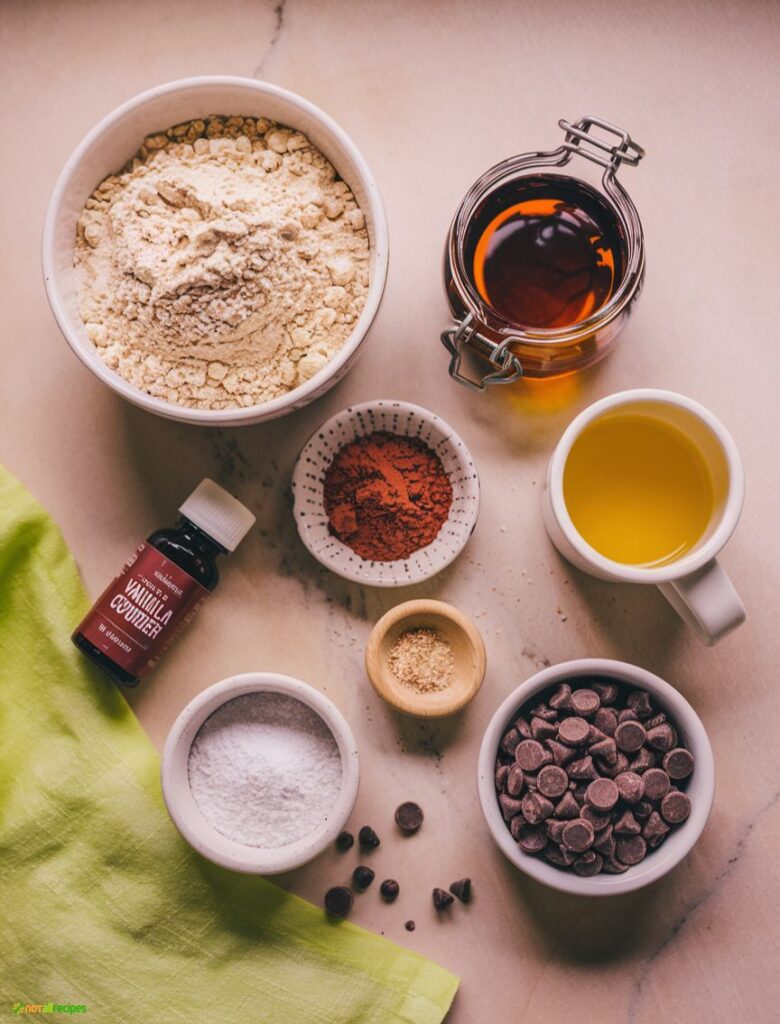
[179, 479, 256, 552]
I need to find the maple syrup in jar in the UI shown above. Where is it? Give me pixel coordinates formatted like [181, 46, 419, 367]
[442, 117, 646, 387]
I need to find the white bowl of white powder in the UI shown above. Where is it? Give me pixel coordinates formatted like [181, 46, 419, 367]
[42, 76, 388, 426]
[161, 672, 359, 873]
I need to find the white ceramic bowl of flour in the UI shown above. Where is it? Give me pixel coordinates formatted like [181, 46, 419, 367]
[42, 76, 389, 426]
[162, 672, 360, 874]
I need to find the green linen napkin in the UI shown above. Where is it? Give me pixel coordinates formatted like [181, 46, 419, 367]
[0, 466, 458, 1023]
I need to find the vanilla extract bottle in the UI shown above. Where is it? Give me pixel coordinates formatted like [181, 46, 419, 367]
[72, 479, 255, 686]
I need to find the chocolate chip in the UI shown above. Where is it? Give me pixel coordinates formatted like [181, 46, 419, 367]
[549, 683, 573, 710]
[530, 717, 558, 741]
[615, 720, 647, 753]
[598, 751, 630, 779]
[585, 777, 619, 813]
[567, 755, 598, 780]
[570, 688, 600, 717]
[395, 802, 424, 834]
[544, 845, 571, 867]
[615, 771, 645, 804]
[515, 739, 547, 771]
[618, 708, 639, 723]
[558, 717, 590, 747]
[646, 723, 677, 752]
[628, 747, 656, 774]
[614, 810, 641, 835]
[537, 765, 569, 799]
[554, 791, 581, 819]
[499, 794, 525, 819]
[646, 712, 667, 729]
[593, 707, 618, 736]
[495, 763, 509, 792]
[336, 830, 354, 851]
[509, 816, 525, 840]
[661, 790, 691, 824]
[433, 887, 454, 911]
[547, 739, 577, 766]
[562, 818, 594, 853]
[589, 737, 618, 765]
[642, 768, 671, 802]
[352, 865, 375, 891]
[634, 800, 653, 822]
[358, 826, 380, 850]
[627, 690, 654, 719]
[592, 681, 620, 705]
[573, 851, 604, 876]
[380, 879, 400, 902]
[500, 727, 521, 755]
[324, 887, 353, 917]
[643, 811, 671, 848]
[581, 805, 612, 831]
[521, 791, 555, 825]
[531, 703, 557, 721]
[663, 748, 695, 780]
[449, 878, 472, 903]
[516, 824, 548, 853]
[506, 763, 525, 797]
[593, 824, 616, 858]
[514, 716, 533, 739]
[546, 818, 567, 843]
[603, 857, 630, 874]
[615, 835, 647, 865]
[405, 920, 416, 932]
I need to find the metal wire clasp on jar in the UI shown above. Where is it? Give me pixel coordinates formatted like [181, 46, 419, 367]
[441, 116, 646, 389]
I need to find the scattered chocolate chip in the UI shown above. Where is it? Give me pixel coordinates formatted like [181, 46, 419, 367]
[628, 747, 656, 774]
[547, 739, 577, 766]
[380, 879, 400, 902]
[336, 830, 354, 852]
[546, 818, 566, 843]
[567, 755, 598, 780]
[358, 826, 380, 850]
[449, 878, 472, 903]
[500, 727, 521, 755]
[395, 802, 424, 834]
[593, 824, 616, 858]
[514, 716, 532, 739]
[499, 794, 525, 819]
[404, 920, 416, 932]
[549, 683, 573, 710]
[352, 865, 375, 891]
[515, 739, 547, 771]
[663, 747, 695, 780]
[530, 717, 558, 741]
[554, 791, 581, 819]
[432, 887, 454, 911]
[615, 720, 647, 753]
[581, 804, 611, 831]
[324, 887, 353, 917]
[627, 690, 654, 719]
[589, 736, 618, 765]
[661, 790, 692, 824]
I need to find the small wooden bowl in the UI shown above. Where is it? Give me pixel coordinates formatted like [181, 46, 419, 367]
[365, 600, 486, 718]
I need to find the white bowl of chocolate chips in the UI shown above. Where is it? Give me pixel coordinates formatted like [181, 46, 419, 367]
[478, 658, 715, 896]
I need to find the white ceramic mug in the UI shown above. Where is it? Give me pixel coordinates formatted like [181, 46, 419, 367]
[543, 389, 746, 645]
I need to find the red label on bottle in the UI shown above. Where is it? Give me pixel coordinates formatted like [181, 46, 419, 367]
[76, 543, 209, 679]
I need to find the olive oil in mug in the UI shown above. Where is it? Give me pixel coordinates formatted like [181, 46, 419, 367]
[563, 413, 715, 567]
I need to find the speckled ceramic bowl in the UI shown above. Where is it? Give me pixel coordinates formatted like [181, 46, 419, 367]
[291, 400, 480, 586]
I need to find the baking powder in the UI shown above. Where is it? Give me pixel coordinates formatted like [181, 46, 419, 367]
[187, 692, 342, 848]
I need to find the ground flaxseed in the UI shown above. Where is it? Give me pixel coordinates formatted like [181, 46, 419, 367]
[387, 628, 455, 693]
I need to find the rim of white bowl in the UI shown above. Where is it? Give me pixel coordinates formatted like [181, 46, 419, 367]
[41, 75, 389, 426]
[477, 658, 715, 896]
[161, 672, 360, 874]
[290, 399, 481, 586]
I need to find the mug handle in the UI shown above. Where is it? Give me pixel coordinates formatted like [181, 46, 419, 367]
[657, 560, 746, 646]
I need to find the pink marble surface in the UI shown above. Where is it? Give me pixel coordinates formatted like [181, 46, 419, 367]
[2, 0, 779, 1020]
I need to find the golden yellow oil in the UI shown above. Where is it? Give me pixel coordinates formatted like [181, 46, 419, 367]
[563, 413, 714, 567]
